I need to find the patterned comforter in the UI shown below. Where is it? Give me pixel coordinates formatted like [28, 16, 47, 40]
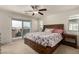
[24, 32, 62, 47]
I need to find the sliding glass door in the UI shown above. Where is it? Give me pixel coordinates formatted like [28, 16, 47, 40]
[12, 19, 32, 39]
[22, 21, 32, 37]
[12, 20, 22, 38]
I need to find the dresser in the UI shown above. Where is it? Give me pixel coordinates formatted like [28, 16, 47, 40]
[62, 33, 77, 48]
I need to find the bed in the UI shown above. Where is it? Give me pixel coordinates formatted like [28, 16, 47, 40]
[24, 24, 64, 54]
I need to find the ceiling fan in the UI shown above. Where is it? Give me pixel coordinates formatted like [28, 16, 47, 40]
[25, 5, 47, 16]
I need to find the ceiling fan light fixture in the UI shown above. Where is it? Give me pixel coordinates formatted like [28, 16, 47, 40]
[25, 5, 47, 16]
[33, 11, 38, 14]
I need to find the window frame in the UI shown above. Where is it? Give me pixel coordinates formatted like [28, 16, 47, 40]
[39, 20, 44, 29]
[68, 20, 79, 32]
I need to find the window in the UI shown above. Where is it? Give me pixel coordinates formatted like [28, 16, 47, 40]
[12, 20, 22, 28]
[23, 21, 32, 36]
[39, 20, 43, 29]
[12, 20, 32, 38]
[69, 23, 78, 31]
[12, 20, 22, 38]
[23, 21, 31, 29]
[69, 14, 79, 32]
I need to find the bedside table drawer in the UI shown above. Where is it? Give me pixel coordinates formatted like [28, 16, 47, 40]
[63, 34, 77, 39]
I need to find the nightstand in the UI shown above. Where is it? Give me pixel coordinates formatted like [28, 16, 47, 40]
[62, 33, 77, 48]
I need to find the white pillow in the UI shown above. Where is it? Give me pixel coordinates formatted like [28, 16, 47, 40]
[44, 28, 54, 33]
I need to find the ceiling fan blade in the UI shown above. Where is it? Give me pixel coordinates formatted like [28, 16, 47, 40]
[31, 5, 35, 10]
[31, 5, 39, 10]
[38, 12, 43, 15]
[32, 13, 34, 15]
[25, 10, 33, 12]
[39, 9, 47, 11]
[35, 5, 39, 9]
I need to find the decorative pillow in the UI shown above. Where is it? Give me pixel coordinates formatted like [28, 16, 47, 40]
[44, 28, 54, 33]
[52, 29, 64, 34]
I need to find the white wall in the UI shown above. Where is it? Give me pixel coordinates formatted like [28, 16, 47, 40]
[0, 11, 12, 44]
[43, 14, 64, 24]
[0, 9, 38, 44]
[32, 19, 39, 32]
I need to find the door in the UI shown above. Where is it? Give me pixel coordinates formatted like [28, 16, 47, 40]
[12, 20, 22, 38]
[22, 21, 32, 37]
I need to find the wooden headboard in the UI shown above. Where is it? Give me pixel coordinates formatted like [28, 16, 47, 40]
[42, 24, 64, 31]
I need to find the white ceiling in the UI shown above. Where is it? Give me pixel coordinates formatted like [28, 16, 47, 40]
[0, 5, 79, 16]
[45, 5, 79, 14]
